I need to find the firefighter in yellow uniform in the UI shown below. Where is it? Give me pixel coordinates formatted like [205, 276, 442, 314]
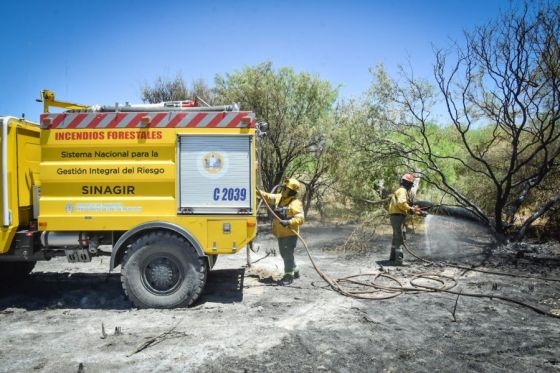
[388, 174, 422, 265]
[258, 178, 305, 285]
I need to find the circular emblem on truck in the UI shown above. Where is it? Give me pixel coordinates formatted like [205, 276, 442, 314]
[202, 152, 224, 173]
[198, 151, 228, 179]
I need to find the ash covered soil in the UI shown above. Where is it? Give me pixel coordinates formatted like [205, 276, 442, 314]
[1, 217, 559, 373]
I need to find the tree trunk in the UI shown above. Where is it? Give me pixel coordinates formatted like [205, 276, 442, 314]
[514, 193, 560, 241]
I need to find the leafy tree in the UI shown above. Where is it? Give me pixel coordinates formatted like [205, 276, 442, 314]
[326, 97, 392, 204]
[369, 2, 560, 240]
[215, 62, 338, 204]
[287, 116, 335, 215]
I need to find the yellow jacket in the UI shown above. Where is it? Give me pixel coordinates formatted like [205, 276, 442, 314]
[260, 191, 305, 237]
[388, 186, 412, 215]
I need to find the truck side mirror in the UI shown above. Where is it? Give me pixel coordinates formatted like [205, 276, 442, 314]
[257, 122, 268, 137]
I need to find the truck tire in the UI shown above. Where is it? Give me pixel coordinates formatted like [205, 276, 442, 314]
[121, 231, 207, 309]
[0, 261, 36, 280]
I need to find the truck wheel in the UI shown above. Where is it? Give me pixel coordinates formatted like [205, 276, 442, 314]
[121, 231, 207, 309]
[0, 261, 36, 280]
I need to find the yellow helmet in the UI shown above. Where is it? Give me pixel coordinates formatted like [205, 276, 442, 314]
[284, 178, 301, 192]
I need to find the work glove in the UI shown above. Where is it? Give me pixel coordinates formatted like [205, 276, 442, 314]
[280, 219, 291, 227]
[412, 206, 426, 216]
[275, 207, 289, 219]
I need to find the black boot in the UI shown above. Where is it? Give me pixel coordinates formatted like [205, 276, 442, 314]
[278, 274, 294, 286]
[394, 251, 404, 266]
[389, 247, 396, 262]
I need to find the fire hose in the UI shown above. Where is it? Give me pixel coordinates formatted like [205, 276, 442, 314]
[257, 191, 560, 319]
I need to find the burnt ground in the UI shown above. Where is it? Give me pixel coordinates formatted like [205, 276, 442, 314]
[0, 216, 559, 372]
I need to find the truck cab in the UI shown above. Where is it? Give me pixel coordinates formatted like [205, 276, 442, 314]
[0, 117, 41, 277]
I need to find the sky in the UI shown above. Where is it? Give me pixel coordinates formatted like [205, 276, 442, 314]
[0, 0, 510, 122]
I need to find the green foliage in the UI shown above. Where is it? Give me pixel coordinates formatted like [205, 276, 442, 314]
[327, 98, 392, 202]
[215, 62, 338, 193]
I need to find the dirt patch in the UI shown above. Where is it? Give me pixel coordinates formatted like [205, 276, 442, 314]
[0, 219, 559, 372]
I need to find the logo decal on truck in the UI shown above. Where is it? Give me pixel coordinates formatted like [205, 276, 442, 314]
[198, 151, 228, 179]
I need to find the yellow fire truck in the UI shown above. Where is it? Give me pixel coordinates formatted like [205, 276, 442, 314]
[0, 90, 261, 308]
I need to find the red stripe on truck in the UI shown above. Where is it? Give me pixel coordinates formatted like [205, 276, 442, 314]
[126, 113, 146, 128]
[149, 113, 167, 127]
[186, 113, 206, 127]
[87, 113, 107, 128]
[67, 113, 88, 128]
[42, 111, 255, 128]
[207, 113, 224, 128]
[227, 113, 245, 128]
[167, 112, 186, 128]
[107, 113, 127, 128]
[52, 114, 66, 126]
